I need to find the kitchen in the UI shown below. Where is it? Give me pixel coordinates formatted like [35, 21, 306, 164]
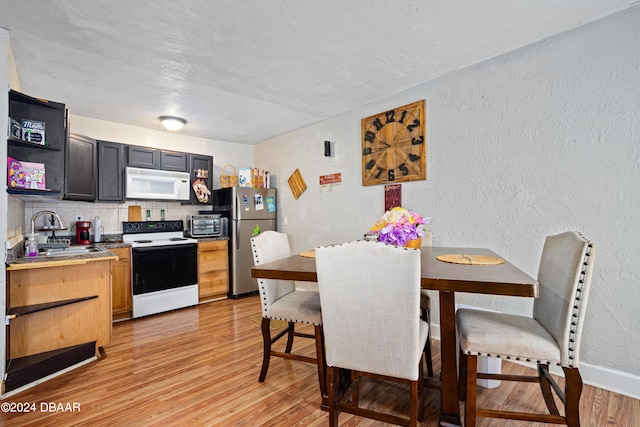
[2, 1, 640, 425]
[6, 118, 275, 391]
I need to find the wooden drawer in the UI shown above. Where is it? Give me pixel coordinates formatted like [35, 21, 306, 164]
[199, 250, 228, 273]
[110, 246, 131, 260]
[199, 271, 228, 298]
[198, 240, 227, 251]
[197, 240, 228, 300]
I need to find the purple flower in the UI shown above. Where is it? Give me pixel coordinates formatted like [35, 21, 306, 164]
[371, 207, 430, 247]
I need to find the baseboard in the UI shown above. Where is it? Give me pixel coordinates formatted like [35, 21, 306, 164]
[577, 362, 640, 400]
[429, 322, 640, 400]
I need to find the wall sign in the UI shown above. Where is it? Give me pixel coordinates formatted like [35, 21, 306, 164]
[384, 184, 402, 211]
[319, 173, 342, 193]
[319, 173, 341, 185]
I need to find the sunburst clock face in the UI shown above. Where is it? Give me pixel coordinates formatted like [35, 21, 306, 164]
[361, 100, 426, 186]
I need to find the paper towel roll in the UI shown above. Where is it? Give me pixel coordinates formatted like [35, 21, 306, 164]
[93, 217, 102, 243]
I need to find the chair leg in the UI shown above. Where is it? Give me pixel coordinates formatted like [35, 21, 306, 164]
[424, 335, 434, 378]
[259, 317, 272, 382]
[418, 355, 425, 422]
[350, 371, 360, 405]
[563, 367, 583, 427]
[420, 307, 434, 378]
[314, 325, 328, 405]
[458, 348, 467, 402]
[538, 363, 560, 416]
[409, 379, 418, 427]
[328, 366, 340, 427]
[464, 353, 477, 427]
[284, 321, 295, 353]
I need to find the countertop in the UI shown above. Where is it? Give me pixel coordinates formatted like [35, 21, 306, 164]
[7, 246, 119, 271]
[193, 236, 229, 242]
[96, 242, 131, 249]
[6, 236, 228, 271]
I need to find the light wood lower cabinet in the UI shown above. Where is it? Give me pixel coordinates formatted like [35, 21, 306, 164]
[110, 247, 132, 321]
[4, 258, 114, 393]
[198, 240, 229, 301]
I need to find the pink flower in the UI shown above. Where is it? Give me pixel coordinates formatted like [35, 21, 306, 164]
[370, 207, 430, 247]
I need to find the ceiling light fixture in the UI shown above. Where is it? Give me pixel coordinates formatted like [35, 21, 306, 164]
[159, 116, 187, 131]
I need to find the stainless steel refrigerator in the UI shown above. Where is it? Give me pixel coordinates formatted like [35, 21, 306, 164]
[212, 187, 277, 297]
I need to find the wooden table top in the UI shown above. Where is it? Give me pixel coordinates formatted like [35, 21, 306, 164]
[251, 246, 538, 298]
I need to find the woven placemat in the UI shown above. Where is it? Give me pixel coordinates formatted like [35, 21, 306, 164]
[299, 250, 316, 258]
[436, 254, 505, 265]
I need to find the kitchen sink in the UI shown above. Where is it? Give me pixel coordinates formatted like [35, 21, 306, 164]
[38, 245, 106, 257]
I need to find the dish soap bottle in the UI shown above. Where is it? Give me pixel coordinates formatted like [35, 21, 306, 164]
[25, 233, 38, 257]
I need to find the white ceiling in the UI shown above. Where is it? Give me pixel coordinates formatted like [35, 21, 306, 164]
[0, 1, 635, 144]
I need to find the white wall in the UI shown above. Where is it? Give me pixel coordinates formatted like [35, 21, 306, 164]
[255, 7, 640, 396]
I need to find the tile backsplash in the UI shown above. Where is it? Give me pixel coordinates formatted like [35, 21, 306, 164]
[21, 199, 204, 241]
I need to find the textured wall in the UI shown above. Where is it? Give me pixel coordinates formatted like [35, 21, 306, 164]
[255, 7, 640, 378]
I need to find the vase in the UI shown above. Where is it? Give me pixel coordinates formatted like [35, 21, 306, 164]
[404, 237, 422, 248]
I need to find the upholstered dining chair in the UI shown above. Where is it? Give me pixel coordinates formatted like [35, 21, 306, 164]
[315, 240, 429, 427]
[456, 231, 596, 427]
[250, 231, 326, 399]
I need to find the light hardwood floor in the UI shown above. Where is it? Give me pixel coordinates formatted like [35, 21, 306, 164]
[1, 296, 637, 426]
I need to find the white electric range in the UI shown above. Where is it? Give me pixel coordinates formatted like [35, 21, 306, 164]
[122, 220, 198, 318]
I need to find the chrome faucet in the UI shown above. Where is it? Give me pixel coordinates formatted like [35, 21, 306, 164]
[30, 210, 67, 236]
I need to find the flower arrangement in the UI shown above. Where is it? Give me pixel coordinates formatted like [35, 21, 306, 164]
[370, 207, 430, 247]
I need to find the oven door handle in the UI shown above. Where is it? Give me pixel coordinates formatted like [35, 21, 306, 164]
[132, 243, 196, 253]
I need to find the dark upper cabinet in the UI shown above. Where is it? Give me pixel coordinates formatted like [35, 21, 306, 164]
[127, 146, 159, 169]
[63, 133, 97, 201]
[187, 153, 214, 205]
[97, 140, 125, 202]
[7, 90, 66, 196]
[126, 146, 188, 172]
[160, 150, 188, 172]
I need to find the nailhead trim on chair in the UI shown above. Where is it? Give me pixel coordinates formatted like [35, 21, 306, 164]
[567, 232, 593, 368]
[464, 350, 562, 367]
[465, 232, 594, 368]
[271, 316, 318, 325]
[320, 240, 417, 251]
[251, 239, 271, 315]
[252, 237, 322, 326]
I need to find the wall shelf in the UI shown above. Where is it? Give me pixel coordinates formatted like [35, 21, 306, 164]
[7, 136, 61, 151]
[7, 89, 67, 196]
[3, 342, 96, 394]
[7, 296, 98, 319]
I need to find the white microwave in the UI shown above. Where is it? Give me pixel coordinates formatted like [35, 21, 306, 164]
[125, 167, 190, 201]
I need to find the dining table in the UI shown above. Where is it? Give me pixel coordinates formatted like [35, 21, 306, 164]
[251, 245, 538, 427]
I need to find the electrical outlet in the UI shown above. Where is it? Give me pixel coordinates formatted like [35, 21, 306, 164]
[75, 214, 83, 221]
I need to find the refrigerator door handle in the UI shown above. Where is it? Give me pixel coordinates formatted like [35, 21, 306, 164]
[235, 190, 242, 222]
[235, 220, 241, 251]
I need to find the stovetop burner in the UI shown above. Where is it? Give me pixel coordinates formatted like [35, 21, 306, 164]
[122, 220, 197, 247]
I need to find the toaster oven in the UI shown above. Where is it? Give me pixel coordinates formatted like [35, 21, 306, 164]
[186, 214, 223, 238]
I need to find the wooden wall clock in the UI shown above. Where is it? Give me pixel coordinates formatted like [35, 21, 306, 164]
[361, 100, 426, 186]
